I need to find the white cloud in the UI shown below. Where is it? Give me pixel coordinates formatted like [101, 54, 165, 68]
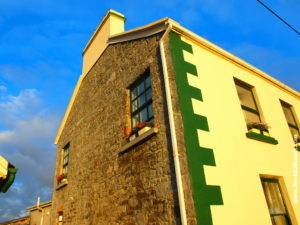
[0, 85, 7, 92]
[0, 87, 59, 222]
[0, 130, 14, 142]
[0, 89, 39, 110]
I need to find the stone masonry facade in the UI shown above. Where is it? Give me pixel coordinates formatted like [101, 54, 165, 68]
[50, 33, 184, 225]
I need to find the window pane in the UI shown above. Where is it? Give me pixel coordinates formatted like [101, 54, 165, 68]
[145, 76, 151, 88]
[273, 215, 289, 225]
[148, 104, 153, 118]
[132, 100, 138, 112]
[137, 82, 145, 95]
[236, 85, 257, 110]
[146, 89, 152, 101]
[139, 108, 148, 122]
[132, 114, 139, 127]
[243, 110, 260, 124]
[131, 88, 138, 100]
[282, 105, 297, 126]
[137, 94, 146, 107]
[261, 180, 287, 215]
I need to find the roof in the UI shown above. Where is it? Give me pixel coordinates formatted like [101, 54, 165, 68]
[0, 216, 29, 225]
[26, 200, 52, 211]
[54, 16, 300, 145]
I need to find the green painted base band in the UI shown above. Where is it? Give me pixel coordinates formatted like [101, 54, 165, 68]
[169, 31, 223, 225]
[0, 168, 18, 193]
[246, 132, 278, 145]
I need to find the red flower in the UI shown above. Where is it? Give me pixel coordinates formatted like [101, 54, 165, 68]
[137, 121, 153, 128]
[124, 127, 131, 135]
[56, 173, 66, 181]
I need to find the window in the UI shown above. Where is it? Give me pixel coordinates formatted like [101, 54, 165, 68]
[57, 211, 63, 225]
[130, 71, 153, 128]
[235, 80, 261, 125]
[280, 101, 300, 139]
[261, 178, 292, 225]
[62, 143, 69, 176]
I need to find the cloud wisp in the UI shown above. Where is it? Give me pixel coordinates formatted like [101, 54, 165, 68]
[0, 88, 59, 222]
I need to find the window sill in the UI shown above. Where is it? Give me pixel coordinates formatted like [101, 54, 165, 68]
[56, 180, 68, 190]
[119, 127, 158, 156]
[246, 132, 278, 145]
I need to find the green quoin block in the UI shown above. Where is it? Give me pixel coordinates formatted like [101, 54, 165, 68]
[169, 31, 223, 225]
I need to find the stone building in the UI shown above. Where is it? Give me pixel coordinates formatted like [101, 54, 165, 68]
[26, 200, 52, 225]
[51, 9, 300, 225]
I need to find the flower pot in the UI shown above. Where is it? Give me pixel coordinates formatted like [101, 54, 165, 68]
[129, 134, 137, 142]
[263, 131, 270, 136]
[248, 128, 260, 134]
[138, 126, 151, 135]
[61, 178, 67, 183]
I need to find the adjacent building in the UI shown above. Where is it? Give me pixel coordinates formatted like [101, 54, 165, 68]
[26, 200, 52, 225]
[0, 156, 18, 193]
[0, 216, 29, 225]
[0, 201, 51, 225]
[51, 10, 300, 225]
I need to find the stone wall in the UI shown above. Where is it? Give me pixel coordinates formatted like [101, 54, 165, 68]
[51, 33, 181, 225]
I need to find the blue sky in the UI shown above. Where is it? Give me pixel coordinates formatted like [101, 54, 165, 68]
[0, 0, 299, 221]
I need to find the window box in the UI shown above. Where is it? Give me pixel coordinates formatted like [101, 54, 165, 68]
[248, 128, 260, 134]
[129, 133, 137, 141]
[56, 180, 68, 190]
[138, 124, 152, 135]
[120, 127, 158, 155]
[246, 131, 278, 145]
[127, 122, 154, 142]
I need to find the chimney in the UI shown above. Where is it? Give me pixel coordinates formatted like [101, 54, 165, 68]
[82, 9, 126, 75]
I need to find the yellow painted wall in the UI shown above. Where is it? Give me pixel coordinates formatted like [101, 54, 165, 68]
[180, 35, 300, 225]
[0, 156, 8, 179]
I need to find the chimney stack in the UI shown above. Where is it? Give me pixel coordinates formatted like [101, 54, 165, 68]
[82, 9, 126, 75]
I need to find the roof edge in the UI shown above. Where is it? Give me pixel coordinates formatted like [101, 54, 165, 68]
[26, 200, 52, 211]
[54, 16, 299, 144]
[168, 21, 299, 98]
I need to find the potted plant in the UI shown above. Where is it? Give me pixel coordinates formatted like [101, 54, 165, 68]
[137, 121, 153, 135]
[247, 122, 270, 135]
[56, 173, 67, 183]
[128, 126, 139, 141]
[127, 121, 154, 141]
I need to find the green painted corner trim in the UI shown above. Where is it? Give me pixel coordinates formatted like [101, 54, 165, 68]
[169, 31, 223, 225]
[246, 132, 278, 145]
[0, 168, 18, 193]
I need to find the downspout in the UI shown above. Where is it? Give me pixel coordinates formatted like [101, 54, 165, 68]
[159, 22, 188, 225]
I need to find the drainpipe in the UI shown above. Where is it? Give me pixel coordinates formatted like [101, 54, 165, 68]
[159, 22, 188, 225]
